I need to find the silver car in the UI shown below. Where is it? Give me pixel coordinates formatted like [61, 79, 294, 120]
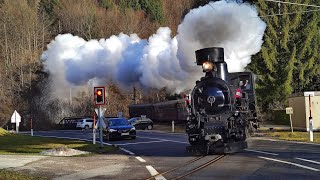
[76, 118, 94, 130]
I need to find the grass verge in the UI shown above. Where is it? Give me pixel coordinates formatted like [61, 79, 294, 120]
[153, 123, 185, 133]
[268, 131, 320, 143]
[0, 128, 116, 155]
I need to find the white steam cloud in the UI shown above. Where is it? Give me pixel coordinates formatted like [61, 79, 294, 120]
[42, 0, 266, 96]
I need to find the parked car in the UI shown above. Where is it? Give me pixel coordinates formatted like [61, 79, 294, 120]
[103, 118, 136, 141]
[128, 117, 153, 130]
[76, 118, 94, 130]
[58, 117, 86, 129]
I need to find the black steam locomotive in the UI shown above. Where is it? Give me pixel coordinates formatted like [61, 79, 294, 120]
[186, 47, 256, 155]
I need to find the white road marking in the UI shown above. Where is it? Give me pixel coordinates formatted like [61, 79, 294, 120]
[139, 130, 186, 135]
[258, 156, 320, 172]
[245, 149, 279, 156]
[61, 132, 87, 135]
[295, 157, 320, 165]
[251, 137, 320, 146]
[119, 147, 135, 155]
[146, 165, 167, 180]
[138, 136, 188, 144]
[114, 140, 167, 146]
[136, 156, 146, 162]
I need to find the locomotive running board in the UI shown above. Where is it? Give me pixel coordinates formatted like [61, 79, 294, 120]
[186, 141, 248, 155]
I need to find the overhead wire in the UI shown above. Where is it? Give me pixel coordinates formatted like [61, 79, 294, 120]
[206, 0, 320, 18]
[261, 0, 320, 17]
[264, 0, 320, 9]
[259, 8, 320, 18]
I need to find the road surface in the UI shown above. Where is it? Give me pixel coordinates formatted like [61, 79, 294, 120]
[31, 130, 320, 179]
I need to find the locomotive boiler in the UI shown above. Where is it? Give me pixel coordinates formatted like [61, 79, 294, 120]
[186, 47, 250, 155]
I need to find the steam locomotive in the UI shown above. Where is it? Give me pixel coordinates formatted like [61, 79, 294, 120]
[129, 47, 258, 154]
[186, 47, 257, 155]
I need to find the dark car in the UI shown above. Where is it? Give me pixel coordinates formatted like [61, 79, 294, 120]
[103, 118, 136, 141]
[128, 117, 153, 130]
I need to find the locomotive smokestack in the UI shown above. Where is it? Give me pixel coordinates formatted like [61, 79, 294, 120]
[195, 47, 228, 81]
[216, 62, 228, 81]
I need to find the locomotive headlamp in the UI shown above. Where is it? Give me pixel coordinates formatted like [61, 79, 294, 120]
[202, 61, 214, 72]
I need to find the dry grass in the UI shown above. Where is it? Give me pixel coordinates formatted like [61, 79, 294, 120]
[0, 127, 8, 136]
[0, 169, 46, 180]
[268, 131, 320, 143]
[0, 132, 116, 155]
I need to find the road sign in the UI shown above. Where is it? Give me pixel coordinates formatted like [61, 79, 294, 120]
[286, 107, 294, 133]
[304, 92, 315, 97]
[11, 110, 21, 133]
[286, 107, 293, 114]
[96, 118, 106, 129]
[95, 108, 106, 118]
[95, 106, 106, 149]
[11, 110, 21, 123]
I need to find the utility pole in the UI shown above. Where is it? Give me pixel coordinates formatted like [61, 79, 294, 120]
[69, 87, 72, 105]
[133, 86, 137, 104]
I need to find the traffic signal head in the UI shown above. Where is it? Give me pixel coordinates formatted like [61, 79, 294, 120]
[94, 87, 105, 105]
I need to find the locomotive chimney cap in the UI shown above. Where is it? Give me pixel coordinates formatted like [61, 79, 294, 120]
[195, 47, 225, 65]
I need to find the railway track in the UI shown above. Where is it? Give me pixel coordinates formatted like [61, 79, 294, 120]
[146, 155, 226, 180]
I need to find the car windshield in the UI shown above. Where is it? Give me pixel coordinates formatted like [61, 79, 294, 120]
[108, 118, 128, 126]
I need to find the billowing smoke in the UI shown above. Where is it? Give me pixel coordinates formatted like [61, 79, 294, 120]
[42, 0, 266, 97]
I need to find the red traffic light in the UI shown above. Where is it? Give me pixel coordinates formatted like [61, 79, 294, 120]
[97, 90, 102, 96]
[94, 87, 105, 105]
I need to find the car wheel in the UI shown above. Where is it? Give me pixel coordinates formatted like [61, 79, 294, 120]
[84, 125, 89, 130]
[147, 124, 153, 130]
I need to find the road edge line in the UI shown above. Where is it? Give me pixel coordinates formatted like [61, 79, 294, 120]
[250, 137, 320, 146]
[136, 156, 146, 162]
[258, 156, 320, 172]
[295, 157, 320, 165]
[146, 165, 166, 180]
[245, 149, 278, 156]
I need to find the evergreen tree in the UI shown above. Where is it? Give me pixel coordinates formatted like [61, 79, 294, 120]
[140, 0, 165, 24]
[39, 0, 59, 18]
[119, 0, 141, 10]
[99, 0, 114, 9]
[249, 0, 320, 111]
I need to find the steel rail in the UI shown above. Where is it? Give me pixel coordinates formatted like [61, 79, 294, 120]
[146, 156, 205, 180]
[171, 155, 226, 180]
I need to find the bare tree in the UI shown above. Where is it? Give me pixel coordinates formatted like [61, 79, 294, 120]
[161, 0, 193, 36]
[0, 0, 51, 127]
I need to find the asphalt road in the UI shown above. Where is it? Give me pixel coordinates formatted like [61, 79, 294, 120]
[31, 130, 320, 179]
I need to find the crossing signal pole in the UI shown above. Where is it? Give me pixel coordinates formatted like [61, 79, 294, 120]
[94, 87, 106, 149]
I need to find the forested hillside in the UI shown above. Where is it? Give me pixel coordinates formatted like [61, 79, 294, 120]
[0, 0, 319, 128]
[0, 0, 196, 129]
